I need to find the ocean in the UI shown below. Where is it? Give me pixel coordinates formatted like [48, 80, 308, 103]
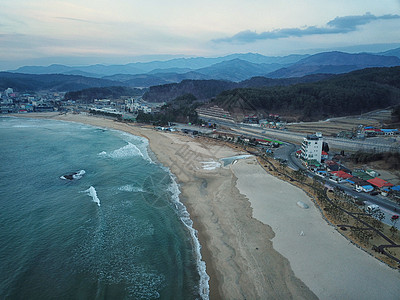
[0, 117, 209, 299]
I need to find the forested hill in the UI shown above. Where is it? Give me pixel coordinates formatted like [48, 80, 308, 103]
[0, 72, 121, 92]
[211, 67, 400, 121]
[143, 80, 237, 102]
[64, 86, 145, 102]
[142, 74, 333, 102]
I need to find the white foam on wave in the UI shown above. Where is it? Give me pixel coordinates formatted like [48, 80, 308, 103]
[73, 169, 86, 179]
[12, 124, 38, 128]
[98, 142, 151, 162]
[200, 161, 221, 170]
[163, 168, 210, 300]
[118, 184, 144, 193]
[84, 186, 101, 206]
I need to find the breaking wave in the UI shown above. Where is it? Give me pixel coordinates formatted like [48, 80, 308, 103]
[163, 168, 210, 300]
[98, 142, 151, 162]
[118, 185, 144, 193]
[84, 186, 101, 206]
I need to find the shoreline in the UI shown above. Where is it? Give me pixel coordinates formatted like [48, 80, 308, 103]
[7, 113, 400, 299]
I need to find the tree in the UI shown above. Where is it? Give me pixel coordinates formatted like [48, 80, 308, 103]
[293, 169, 306, 182]
[390, 218, 399, 237]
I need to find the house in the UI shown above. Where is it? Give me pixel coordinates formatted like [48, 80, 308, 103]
[352, 170, 374, 181]
[347, 176, 369, 187]
[330, 170, 353, 179]
[304, 159, 321, 169]
[381, 129, 399, 136]
[301, 132, 323, 163]
[366, 169, 379, 178]
[367, 177, 394, 189]
[325, 160, 340, 171]
[355, 184, 374, 193]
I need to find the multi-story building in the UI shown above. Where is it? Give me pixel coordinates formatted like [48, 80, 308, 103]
[301, 132, 323, 163]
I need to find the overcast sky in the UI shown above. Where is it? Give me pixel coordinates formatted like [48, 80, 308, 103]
[1, 0, 400, 69]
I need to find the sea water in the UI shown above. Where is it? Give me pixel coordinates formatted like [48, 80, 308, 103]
[0, 117, 209, 299]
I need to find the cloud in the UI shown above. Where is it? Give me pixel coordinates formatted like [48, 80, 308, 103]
[214, 12, 400, 43]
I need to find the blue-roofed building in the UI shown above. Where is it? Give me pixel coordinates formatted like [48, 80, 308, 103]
[356, 185, 374, 193]
[380, 129, 399, 135]
[392, 185, 400, 191]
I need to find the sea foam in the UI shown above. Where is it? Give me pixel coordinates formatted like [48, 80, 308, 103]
[84, 186, 101, 206]
[118, 185, 144, 193]
[163, 168, 210, 300]
[98, 142, 151, 162]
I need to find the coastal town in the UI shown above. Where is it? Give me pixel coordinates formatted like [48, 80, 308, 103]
[3, 1, 400, 299]
[2, 85, 400, 294]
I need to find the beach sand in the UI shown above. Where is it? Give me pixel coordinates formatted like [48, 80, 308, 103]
[11, 113, 400, 299]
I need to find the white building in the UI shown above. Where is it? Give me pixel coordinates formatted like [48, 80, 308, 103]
[5, 88, 13, 96]
[301, 132, 323, 163]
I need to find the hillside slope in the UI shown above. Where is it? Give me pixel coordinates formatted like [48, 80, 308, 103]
[212, 67, 400, 121]
[0, 72, 121, 92]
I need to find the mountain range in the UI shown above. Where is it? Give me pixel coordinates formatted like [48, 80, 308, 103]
[2, 48, 400, 92]
[7, 49, 400, 83]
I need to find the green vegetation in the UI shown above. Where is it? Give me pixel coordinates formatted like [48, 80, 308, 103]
[137, 94, 201, 125]
[64, 86, 144, 103]
[212, 67, 400, 121]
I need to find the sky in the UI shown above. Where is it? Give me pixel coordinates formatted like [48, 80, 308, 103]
[1, 0, 400, 69]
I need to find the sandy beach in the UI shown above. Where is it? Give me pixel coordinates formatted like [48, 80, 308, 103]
[10, 113, 400, 299]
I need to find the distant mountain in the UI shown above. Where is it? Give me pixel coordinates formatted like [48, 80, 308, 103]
[9, 53, 306, 78]
[267, 51, 400, 78]
[379, 47, 400, 58]
[220, 53, 309, 64]
[103, 71, 210, 87]
[0, 72, 123, 92]
[15, 64, 75, 75]
[147, 67, 193, 74]
[195, 59, 284, 82]
[7, 49, 400, 90]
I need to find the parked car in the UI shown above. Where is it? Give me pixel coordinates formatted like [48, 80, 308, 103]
[370, 191, 379, 196]
[392, 215, 399, 220]
[366, 204, 380, 213]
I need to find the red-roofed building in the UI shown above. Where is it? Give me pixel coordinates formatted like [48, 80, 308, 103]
[331, 170, 353, 179]
[367, 177, 394, 188]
